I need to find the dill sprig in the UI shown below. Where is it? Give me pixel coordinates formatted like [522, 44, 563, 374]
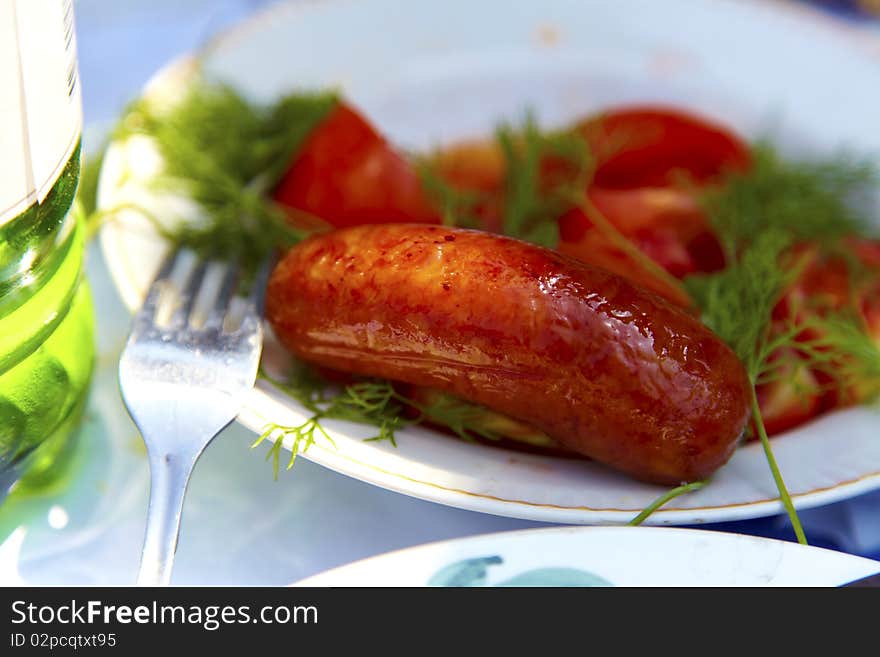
[413, 392, 504, 443]
[688, 142, 877, 381]
[416, 114, 594, 243]
[749, 390, 807, 543]
[495, 114, 593, 247]
[801, 315, 880, 390]
[255, 363, 560, 475]
[254, 419, 337, 481]
[702, 142, 875, 262]
[685, 143, 879, 543]
[686, 230, 796, 378]
[689, 144, 878, 381]
[628, 481, 707, 526]
[417, 164, 487, 229]
[103, 81, 338, 276]
[255, 367, 412, 476]
[760, 313, 880, 400]
[409, 388, 557, 447]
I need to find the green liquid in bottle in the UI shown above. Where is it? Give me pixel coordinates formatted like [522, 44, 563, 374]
[0, 143, 95, 498]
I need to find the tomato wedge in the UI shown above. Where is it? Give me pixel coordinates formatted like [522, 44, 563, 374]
[578, 106, 751, 188]
[273, 102, 440, 227]
[424, 107, 748, 305]
[558, 186, 716, 283]
[559, 106, 751, 285]
[755, 238, 880, 433]
[753, 349, 823, 437]
[556, 213, 696, 306]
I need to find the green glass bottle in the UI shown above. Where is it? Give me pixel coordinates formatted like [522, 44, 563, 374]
[0, 0, 94, 498]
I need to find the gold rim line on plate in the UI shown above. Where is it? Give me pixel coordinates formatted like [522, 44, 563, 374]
[240, 394, 880, 519]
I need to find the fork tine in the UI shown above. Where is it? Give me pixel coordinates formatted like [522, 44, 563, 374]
[203, 262, 241, 330]
[136, 248, 182, 322]
[244, 256, 273, 312]
[167, 259, 209, 329]
[231, 258, 272, 335]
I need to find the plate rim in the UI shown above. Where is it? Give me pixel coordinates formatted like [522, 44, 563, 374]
[235, 399, 880, 525]
[97, 0, 880, 527]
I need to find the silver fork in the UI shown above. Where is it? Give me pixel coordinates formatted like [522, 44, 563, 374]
[119, 249, 267, 586]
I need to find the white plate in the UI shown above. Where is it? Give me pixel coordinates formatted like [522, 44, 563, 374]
[97, 0, 880, 526]
[294, 525, 880, 586]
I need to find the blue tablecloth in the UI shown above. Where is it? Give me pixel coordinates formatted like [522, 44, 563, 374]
[1, 0, 877, 585]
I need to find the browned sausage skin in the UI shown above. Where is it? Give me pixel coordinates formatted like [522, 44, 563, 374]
[265, 224, 752, 485]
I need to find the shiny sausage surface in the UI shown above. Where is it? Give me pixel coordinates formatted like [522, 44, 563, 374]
[265, 224, 752, 484]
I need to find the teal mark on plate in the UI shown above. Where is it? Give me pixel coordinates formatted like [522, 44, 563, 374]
[427, 556, 613, 587]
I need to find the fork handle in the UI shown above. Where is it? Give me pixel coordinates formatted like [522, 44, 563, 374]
[136, 451, 197, 586]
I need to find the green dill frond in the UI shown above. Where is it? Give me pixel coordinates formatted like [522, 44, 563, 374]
[401, 388, 558, 448]
[786, 314, 880, 400]
[417, 163, 486, 229]
[115, 83, 338, 190]
[701, 142, 876, 262]
[689, 143, 879, 381]
[257, 362, 564, 476]
[414, 114, 594, 246]
[685, 230, 795, 379]
[105, 81, 338, 277]
[412, 393, 504, 443]
[495, 113, 592, 247]
[684, 143, 879, 546]
[253, 418, 335, 479]
[628, 481, 707, 525]
[258, 366, 415, 468]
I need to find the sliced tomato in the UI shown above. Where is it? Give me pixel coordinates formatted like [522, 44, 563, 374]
[758, 250, 833, 434]
[580, 185, 705, 237]
[556, 212, 695, 307]
[754, 348, 823, 437]
[422, 107, 747, 305]
[765, 238, 880, 422]
[851, 238, 880, 268]
[836, 240, 880, 404]
[559, 186, 722, 283]
[576, 105, 752, 188]
[863, 290, 880, 345]
[558, 106, 749, 297]
[273, 102, 440, 227]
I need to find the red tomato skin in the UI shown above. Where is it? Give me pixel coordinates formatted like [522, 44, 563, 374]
[558, 106, 749, 291]
[577, 105, 752, 188]
[273, 103, 440, 227]
[756, 384, 822, 437]
[559, 186, 721, 285]
[759, 238, 880, 430]
[753, 348, 823, 437]
[556, 213, 695, 308]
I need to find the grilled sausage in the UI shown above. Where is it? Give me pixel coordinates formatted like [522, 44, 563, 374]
[265, 224, 752, 484]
